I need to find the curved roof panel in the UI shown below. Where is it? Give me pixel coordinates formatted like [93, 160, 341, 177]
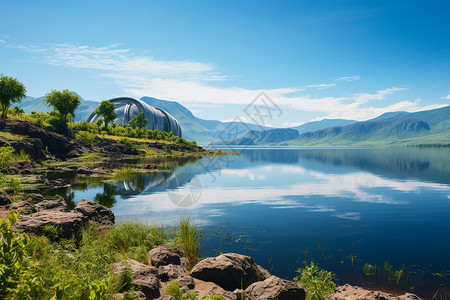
[87, 97, 182, 137]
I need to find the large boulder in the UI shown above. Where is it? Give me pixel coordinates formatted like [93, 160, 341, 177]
[113, 259, 161, 299]
[149, 245, 182, 267]
[74, 199, 114, 227]
[15, 210, 85, 240]
[190, 253, 269, 291]
[14, 199, 114, 240]
[326, 284, 422, 300]
[9, 201, 38, 215]
[244, 275, 306, 300]
[34, 199, 69, 212]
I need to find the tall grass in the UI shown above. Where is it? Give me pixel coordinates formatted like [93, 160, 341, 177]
[2, 215, 199, 299]
[179, 218, 200, 270]
[114, 167, 135, 179]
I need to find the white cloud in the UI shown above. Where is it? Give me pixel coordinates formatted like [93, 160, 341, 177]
[282, 121, 305, 127]
[10, 42, 449, 122]
[336, 75, 360, 81]
[306, 83, 336, 89]
[441, 92, 450, 100]
[0, 40, 6, 44]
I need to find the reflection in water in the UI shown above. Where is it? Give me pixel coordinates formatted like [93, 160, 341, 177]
[94, 183, 117, 208]
[56, 148, 450, 297]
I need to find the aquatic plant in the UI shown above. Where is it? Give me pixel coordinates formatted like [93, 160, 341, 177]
[294, 261, 336, 300]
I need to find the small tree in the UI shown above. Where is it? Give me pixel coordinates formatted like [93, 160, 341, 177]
[0, 75, 27, 120]
[129, 112, 148, 130]
[94, 100, 117, 130]
[44, 90, 81, 133]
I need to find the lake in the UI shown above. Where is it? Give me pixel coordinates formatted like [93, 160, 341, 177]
[50, 147, 450, 297]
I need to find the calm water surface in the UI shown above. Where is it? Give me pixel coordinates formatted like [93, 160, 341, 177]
[51, 147, 450, 296]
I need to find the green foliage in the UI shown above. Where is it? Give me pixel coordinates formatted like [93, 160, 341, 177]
[117, 262, 134, 292]
[108, 221, 166, 259]
[0, 211, 28, 298]
[71, 121, 99, 134]
[129, 112, 148, 130]
[119, 137, 133, 148]
[44, 89, 81, 133]
[2, 218, 198, 299]
[94, 100, 117, 129]
[179, 218, 199, 270]
[202, 296, 225, 300]
[76, 131, 96, 146]
[165, 281, 198, 300]
[9, 176, 22, 193]
[0, 146, 15, 168]
[114, 167, 135, 179]
[14, 149, 31, 161]
[0, 75, 27, 119]
[24, 112, 52, 127]
[294, 262, 336, 300]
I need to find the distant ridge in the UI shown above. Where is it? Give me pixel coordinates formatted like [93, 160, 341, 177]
[285, 106, 450, 146]
[18, 94, 450, 146]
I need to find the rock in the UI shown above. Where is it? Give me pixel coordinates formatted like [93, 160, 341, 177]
[0, 194, 11, 206]
[244, 275, 306, 300]
[158, 264, 188, 281]
[102, 142, 140, 156]
[9, 201, 38, 215]
[10, 138, 50, 160]
[190, 253, 269, 291]
[326, 284, 422, 300]
[14, 199, 114, 241]
[6, 121, 86, 159]
[149, 245, 182, 267]
[15, 210, 85, 239]
[26, 193, 44, 203]
[75, 166, 94, 175]
[177, 276, 195, 290]
[74, 199, 115, 227]
[34, 199, 69, 212]
[1, 187, 15, 195]
[113, 259, 161, 299]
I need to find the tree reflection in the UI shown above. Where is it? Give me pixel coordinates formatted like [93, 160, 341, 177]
[94, 183, 117, 208]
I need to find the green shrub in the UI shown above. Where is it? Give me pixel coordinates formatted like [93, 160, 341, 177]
[294, 262, 336, 300]
[165, 281, 198, 300]
[0, 146, 15, 168]
[9, 176, 22, 192]
[119, 137, 133, 148]
[0, 211, 28, 298]
[76, 131, 96, 146]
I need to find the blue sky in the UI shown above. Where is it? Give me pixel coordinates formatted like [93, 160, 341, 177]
[0, 0, 449, 127]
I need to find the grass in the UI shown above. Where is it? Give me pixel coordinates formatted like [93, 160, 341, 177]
[178, 218, 200, 270]
[1, 212, 200, 299]
[0, 131, 25, 140]
[114, 166, 136, 179]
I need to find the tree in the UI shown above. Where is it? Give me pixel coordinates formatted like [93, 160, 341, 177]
[44, 90, 81, 132]
[0, 75, 27, 119]
[94, 100, 117, 129]
[129, 112, 148, 129]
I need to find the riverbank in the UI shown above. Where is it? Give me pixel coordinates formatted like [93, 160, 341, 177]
[0, 198, 424, 300]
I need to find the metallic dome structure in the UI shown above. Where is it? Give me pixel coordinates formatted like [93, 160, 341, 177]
[87, 97, 182, 137]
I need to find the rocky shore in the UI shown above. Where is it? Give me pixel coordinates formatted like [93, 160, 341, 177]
[0, 195, 423, 300]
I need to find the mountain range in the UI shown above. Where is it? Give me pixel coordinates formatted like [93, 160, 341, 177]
[18, 94, 449, 146]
